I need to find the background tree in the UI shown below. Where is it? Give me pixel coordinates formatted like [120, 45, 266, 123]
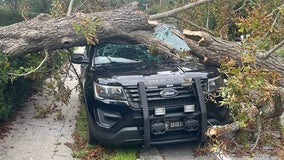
[28, 0, 52, 13]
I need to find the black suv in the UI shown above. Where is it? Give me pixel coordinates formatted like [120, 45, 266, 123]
[71, 25, 228, 147]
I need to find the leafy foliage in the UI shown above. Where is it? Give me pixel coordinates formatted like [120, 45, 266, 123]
[276, 48, 284, 56]
[28, 0, 52, 13]
[220, 0, 283, 124]
[219, 51, 279, 124]
[0, 53, 45, 120]
[0, 6, 23, 26]
[216, 0, 283, 153]
[73, 16, 100, 45]
[0, 0, 75, 121]
[50, 0, 67, 18]
[0, 54, 11, 119]
[236, 1, 284, 50]
[0, 48, 69, 121]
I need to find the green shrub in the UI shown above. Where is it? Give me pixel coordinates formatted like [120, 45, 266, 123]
[0, 76, 41, 120]
[0, 54, 11, 120]
[0, 51, 68, 121]
[0, 7, 23, 26]
[0, 53, 44, 120]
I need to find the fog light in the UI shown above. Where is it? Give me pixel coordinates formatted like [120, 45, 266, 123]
[184, 104, 195, 113]
[155, 107, 166, 115]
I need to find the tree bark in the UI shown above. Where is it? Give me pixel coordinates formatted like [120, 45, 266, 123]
[0, 3, 176, 58]
[0, 3, 283, 83]
[183, 30, 284, 85]
[206, 121, 240, 137]
[0, 4, 140, 55]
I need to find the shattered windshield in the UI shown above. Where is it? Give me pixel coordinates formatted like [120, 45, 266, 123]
[91, 43, 201, 72]
[92, 24, 193, 66]
[154, 24, 190, 52]
[92, 44, 165, 65]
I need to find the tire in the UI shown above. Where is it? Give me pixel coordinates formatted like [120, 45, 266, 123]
[214, 106, 229, 124]
[207, 104, 230, 125]
[87, 111, 97, 145]
[84, 89, 97, 145]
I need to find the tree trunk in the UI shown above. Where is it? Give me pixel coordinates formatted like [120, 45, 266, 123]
[206, 121, 240, 137]
[0, 3, 283, 82]
[183, 30, 284, 86]
[0, 3, 159, 56]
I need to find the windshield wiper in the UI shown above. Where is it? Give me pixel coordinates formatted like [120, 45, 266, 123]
[95, 56, 141, 65]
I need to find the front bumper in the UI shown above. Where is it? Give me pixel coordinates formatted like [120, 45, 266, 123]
[89, 106, 202, 146]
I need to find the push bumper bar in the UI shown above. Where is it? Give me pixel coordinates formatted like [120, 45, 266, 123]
[138, 78, 207, 148]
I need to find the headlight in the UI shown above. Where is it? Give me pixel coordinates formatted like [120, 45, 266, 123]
[94, 83, 126, 101]
[208, 75, 223, 92]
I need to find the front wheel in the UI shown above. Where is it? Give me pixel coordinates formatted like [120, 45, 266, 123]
[87, 111, 96, 145]
[207, 103, 230, 125]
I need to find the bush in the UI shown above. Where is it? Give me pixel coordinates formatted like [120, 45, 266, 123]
[0, 54, 11, 120]
[0, 7, 23, 26]
[0, 77, 41, 120]
[0, 51, 68, 121]
[0, 53, 45, 121]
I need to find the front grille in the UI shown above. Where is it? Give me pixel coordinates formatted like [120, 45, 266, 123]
[124, 84, 198, 109]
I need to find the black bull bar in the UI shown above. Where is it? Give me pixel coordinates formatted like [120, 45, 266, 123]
[138, 77, 207, 148]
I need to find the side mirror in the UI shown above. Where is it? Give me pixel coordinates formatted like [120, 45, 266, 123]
[71, 54, 89, 64]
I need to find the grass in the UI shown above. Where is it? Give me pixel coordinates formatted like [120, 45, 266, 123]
[110, 148, 138, 160]
[67, 104, 139, 160]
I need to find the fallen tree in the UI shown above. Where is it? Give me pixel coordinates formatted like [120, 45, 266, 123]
[0, 2, 283, 80]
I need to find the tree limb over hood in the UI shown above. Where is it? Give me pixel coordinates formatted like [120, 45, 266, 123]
[0, 3, 156, 56]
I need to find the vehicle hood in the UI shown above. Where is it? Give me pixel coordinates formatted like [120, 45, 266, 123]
[93, 62, 215, 86]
